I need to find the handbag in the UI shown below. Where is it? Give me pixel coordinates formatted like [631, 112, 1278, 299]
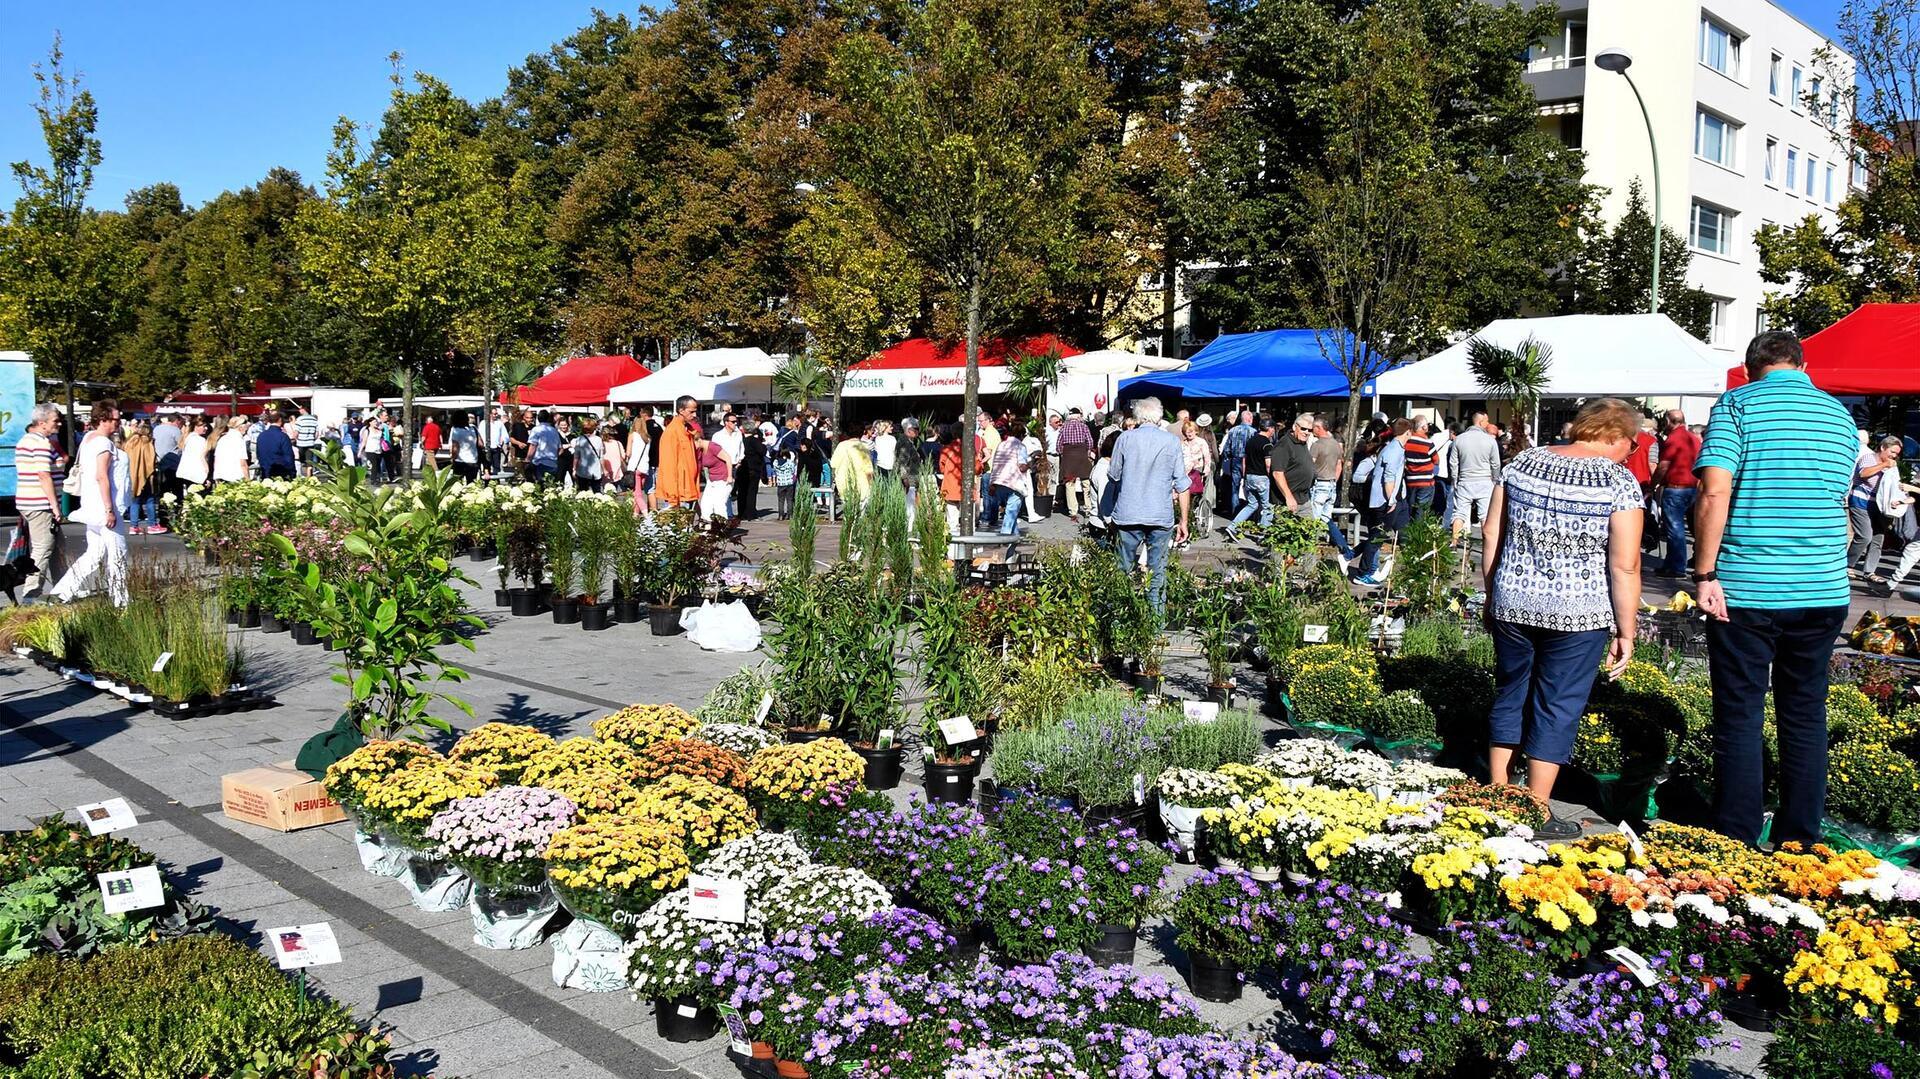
[1188, 468, 1205, 495]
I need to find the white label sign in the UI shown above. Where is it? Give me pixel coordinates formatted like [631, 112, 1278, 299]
[1618, 821, 1646, 863]
[717, 1004, 753, 1055]
[1604, 946, 1659, 988]
[98, 865, 164, 915]
[77, 797, 137, 835]
[686, 874, 747, 925]
[937, 715, 978, 746]
[753, 693, 773, 725]
[1132, 772, 1146, 806]
[268, 922, 343, 970]
[876, 728, 895, 750]
[1302, 625, 1329, 644]
[151, 651, 173, 673]
[1182, 701, 1220, 723]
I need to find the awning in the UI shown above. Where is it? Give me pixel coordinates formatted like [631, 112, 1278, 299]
[507, 354, 648, 407]
[1725, 304, 1920, 395]
[609, 348, 780, 404]
[1122, 329, 1365, 398]
[842, 334, 1083, 397]
[1377, 314, 1726, 398]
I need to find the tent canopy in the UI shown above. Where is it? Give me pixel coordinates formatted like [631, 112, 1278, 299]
[508, 354, 648, 407]
[1377, 314, 1725, 399]
[682, 346, 777, 378]
[1121, 329, 1363, 399]
[1725, 304, 1920, 395]
[1064, 349, 1189, 377]
[609, 355, 772, 404]
[843, 334, 1083, 398]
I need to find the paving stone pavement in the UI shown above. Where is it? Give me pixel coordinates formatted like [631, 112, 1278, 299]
[0, 533, 1777, 1078]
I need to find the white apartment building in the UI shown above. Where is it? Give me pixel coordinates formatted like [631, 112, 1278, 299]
[1524, 0, 1860, 353]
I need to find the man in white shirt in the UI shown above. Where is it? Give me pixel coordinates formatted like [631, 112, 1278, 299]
[483, 407, 510, 476]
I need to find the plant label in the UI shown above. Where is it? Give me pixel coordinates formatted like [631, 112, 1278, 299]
[676, 1003, 700, 1019]
[268, 922, 343, 970]
[876, 728, 894, 750]
[1604, 946, 1659, 988]
[1182, 701, 1219, 723]
[818, 713, 833, 731]
[1302, 625, 1329, 643]
[77, 797, 137, 835]
[938, 715, 978, 746]
[717, 1003, 753, 1055]
[151, 651, 173, 673]
[1618, 821, 1646, 863]
[687, 874, 747, 924]
[97, 865, 164, 915]
[1132, 772, 1146, 806]
[754, 693, 773, 725]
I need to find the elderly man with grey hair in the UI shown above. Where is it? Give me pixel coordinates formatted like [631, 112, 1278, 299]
[1107, 396, 1189, 615]
[14, 402, 67, 597]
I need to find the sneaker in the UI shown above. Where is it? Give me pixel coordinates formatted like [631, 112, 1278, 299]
[1222, 526, 1240, 542]
[128, 526, 144, 536]
[147, 525, 169, 535]
[1354, 573, 1386, 587]
[1534, 814, 1584, 841]
[1335, 552, 1352, 576]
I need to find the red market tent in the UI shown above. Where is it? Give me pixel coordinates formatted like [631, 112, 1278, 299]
[1725, 304, 1920, 395]
[504, 354, 649, 407]
[852, 334, 1082, 371]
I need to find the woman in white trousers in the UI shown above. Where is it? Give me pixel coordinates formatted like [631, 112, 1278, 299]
[51, 402, 129, 607]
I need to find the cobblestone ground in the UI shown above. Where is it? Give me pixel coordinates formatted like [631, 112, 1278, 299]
[4, 517, 1893, 1077]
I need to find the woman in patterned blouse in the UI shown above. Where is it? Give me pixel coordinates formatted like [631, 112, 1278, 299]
[1480, 398, 1645, 839]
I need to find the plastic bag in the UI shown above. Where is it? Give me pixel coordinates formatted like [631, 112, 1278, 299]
[354, 828, 408, 878]
[401, 852, 472, 912]
[1159, 801, 1207, 855]
[550, 917, 629, 991]
[682, 600, 762, 653]
[471, 881, 560, 950]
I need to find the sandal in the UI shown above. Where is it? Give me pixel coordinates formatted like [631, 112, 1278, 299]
[1867, 574, 1889, 585]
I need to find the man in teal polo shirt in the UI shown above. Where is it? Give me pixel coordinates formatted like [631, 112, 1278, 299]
[1692, 330, 1857, 848]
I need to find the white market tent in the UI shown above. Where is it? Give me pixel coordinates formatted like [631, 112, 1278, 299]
[1066, 349, 1189, 378]
[1374, 314, 1729, 399]
[608, 347, 780, 405]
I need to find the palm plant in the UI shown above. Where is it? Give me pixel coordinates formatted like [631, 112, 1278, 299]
[772, 352, 833, 411]
[495, 354, 545, 404]
[1466, 334, 1552, 424]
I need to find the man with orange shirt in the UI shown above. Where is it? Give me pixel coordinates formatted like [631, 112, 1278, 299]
[653, 395, 703, 510]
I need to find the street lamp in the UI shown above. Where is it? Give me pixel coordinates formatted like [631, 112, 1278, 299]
[1595, 47, 1660, 314]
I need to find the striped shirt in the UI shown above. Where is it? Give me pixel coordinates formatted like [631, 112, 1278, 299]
[14, 432, 55, 513]
[1696, 369, 1856, 609]
[1403, 435, 1436, 488]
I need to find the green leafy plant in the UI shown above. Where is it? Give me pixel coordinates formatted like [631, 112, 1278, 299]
[543, 494, 580, 600]
[573, 498, 620, 604]
[1164, 707, 1262, 771]
[913, 466, 947, 587]
[1365, 689, 1440, 745]
[1245, 578, 1306, 674]
[609, 508, 641, 600]
[1388, 509, 1456, 616]
[789, 483, 819, 574]
[1398, 616, 1464, 658]
[914, 579, 990, 757]
[1190, 574, 1238, 690]
[1467, 332, 1552, 420]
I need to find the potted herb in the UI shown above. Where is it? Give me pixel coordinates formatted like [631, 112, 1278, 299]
[624, 888, 766, 1042]
[574, 498, 616, 631]
[544, 496, 581, 624]
[427, 785, 576, 949]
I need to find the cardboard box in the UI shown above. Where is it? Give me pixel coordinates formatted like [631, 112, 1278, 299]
[222, 761, 347, 832]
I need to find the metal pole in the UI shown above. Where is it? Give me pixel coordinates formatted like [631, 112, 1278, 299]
[1621, 70, 1662, 314]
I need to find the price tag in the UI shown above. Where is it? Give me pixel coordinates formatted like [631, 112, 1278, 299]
[268, 922, 343, 970]
[98, 865, 164, 915]
[675, 1002, 700, 1018]
[1604, 946, 1659, 987]
[151, 651, 174, 673]
[717, 1003, 753, 1055]
[1302, 625, 1329, 644]
[687, 874, 747, 924]
[937, 715, 978, 746]
[876, 728, 895, 750]
[753, 693, 773, 725]
[1618, 820, 1646, 863]
[77, 797, 137, 835]
[1182, 701, 1219, 723]
[1132, 772, 1146, 806]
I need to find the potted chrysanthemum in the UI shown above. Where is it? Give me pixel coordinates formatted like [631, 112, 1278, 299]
[324, 740, 443, 877]
[543, 819, 690, 992]
[357, 758, 498, 911]
[428, 785, 578, 949]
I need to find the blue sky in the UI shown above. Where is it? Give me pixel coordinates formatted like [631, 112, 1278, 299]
[1, 0, 1853, 212]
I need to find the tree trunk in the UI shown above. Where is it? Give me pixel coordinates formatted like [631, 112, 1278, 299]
[62, 373, 76, 455]
[403, 366, 415, 482]
[1160, 230, 1179, 358]
[1338, 386, 1364, 509]
[961, 274, 984, 529]
[480, 345, 493, 457]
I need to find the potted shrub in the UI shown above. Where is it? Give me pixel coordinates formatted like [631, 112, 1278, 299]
[1365, 689, 1443, 761]
[543, 819, 690, 991]
[764, 566, 841, 736]
[1191, 579, 1238, 706]
[624, 888, 766, 1042]
[428, 785, 576, 949]
[610, 509, 643, 623]
[574, 499, 616, 631]
[491, 512, 515, 606]
[504, 502, 546, 616]
[833, 594, 906, 790]
[323, 740, 441, 876]
[544, 496, 581, 624]
[1171, 869, 1279, 1002]
[912, 580, 989, 801]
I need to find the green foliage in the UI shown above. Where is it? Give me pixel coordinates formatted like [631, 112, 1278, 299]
[1828, 740, 1920, 832]
[1244, 578, 1305, 673]
[1387, 509, 1456, 616]
[1828, 684, 1886, 743]
[696, 664, 773, 727]
[1564, 180, 1713, 338]
[914, 581, 990, 755]
[1289, 660, 1381, 731]
[0, 819, 212, 971]
[1190, 573, 1239, 688]
[1244, 513, 1323, 565]
[772, 353, 833, 412]
[1366, 689, 1439, 745]
[542, 494, 580, 599]
[572, 497, 625, 603]
[263, 449, 482, 740]
[788, 482, 819, 574]
[1465, 333, 1552, 419]
[912, 469, 948, 587]
[766, 566, 901, 740]
[788, 190, 917, 400]
[1397, 617, 1463, 659]
[55, 562, 239, 701]
[0, 935, 397, 1078]
[1762, 1013, 1920, 1079]
[1164, 708, 1262, 772]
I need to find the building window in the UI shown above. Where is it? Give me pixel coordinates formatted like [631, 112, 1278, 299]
[1810, 75, 1824, 117]
[1709, 297, 1731, 346]
[1791, 65, 1804, 111]
[1692, 201, 1733, 256]
[1855, 150, 1871, 188]
[1695, 109, 1738, 167]
[1769, 53, 1782, 99]
[1764, 137, 1779, 184]
[1754, 308, 1770, 338]
[1806, 155, 1818, 197]
[1825, 163, 1837, 204]
[1700, 17, 1742, 77]
[1785, 147, 1799, 194]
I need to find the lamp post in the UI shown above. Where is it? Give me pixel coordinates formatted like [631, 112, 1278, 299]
[1595, 47, 1660, 314]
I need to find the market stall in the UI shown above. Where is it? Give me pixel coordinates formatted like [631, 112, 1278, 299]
[608, 347, 779, 405]
[1378, 314, 1727, 401]
[506, 354, 649, 408]
[1725, 303, 1920, 394]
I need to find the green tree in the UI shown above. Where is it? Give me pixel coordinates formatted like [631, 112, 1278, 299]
[0, 38, 136, 440]
[829, 0, 1112, 513]
[102, 184, 193, 398]
[1564, 180, 1712, 339]
[788, 188, 916, 418]
[179, 170, 312, 408]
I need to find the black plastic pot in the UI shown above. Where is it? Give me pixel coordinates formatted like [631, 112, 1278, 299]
[290, 622, 317, 646]
[855, 744, 904, 790]
[1083, 802, 1146, 832]
[578, 602, 610, 631]
[509, 588, 543, 617]
[493, 588, 512, 607]
[1136, 675, 1162, 697]
[1186, 949, 1243, 1003]
[1264, 677, 1289, 720]
[1204, 683, 1232, 708]
[653, 995, 719, 1043]
[470, 545, 495, 563]
[225, 605, 241, 626]
[260, 611, 286, 634]
[614, 597, 643, 624]
[949, 920, 986, 962]
[782, 726, 839, 745]
[237, 604, 261, 629]
[648, 603, 683, 636]
[924, 760, 976, 804]
[1081, 923, 1138, 967]
[1139, 790, 1169, 844]
[551, 599, 581, 625]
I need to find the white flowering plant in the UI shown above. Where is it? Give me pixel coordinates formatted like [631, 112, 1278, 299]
[693, 831, 812, 898]
[757, 865, 892, 932]
[1154, 767, 1238, 809]
[426, 785, 578, 890]
[623, 887, 766, 1002]
[691, 723, 780, 758]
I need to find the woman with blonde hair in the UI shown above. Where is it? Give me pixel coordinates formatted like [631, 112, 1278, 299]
[1176, 418, 1212, 548]
[1480, 397, 1644, 839]
[123, 421, 163, 535]
[212, 416, 250, 484]
[176, 417, 212, 493]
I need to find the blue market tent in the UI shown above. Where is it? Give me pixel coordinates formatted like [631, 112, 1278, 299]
[1121, 329, 1371, 399]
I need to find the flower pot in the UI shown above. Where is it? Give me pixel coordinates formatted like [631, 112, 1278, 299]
[470, 545, 495, 563]
[225, 605, 241, 625]
[1186, 949, 1244, 1003]
[402, 850, 472, 912]
[510, 588, 544, 617]
[1136, 674, 1162, 698]
[614, 597, 643, 624]
[290, 621, 317, 646]
[1264, 676, 1289, 719]
[949, 920, 986, 961]
[751, 1040, 776, 1062]
[782, 725, 839, 744]
[493, 587, 512, 607]
[470, 879, 559, 950]
[648, 602, 684, 636]
[1082, 802, 1146, 832]
[855, 743, 904, 790]
[653, 995, 720, 1043]
[260, 610, 286, 633]
[775, 1061, 809, 1079]
[578, 602, 611, 632]
[353, 827, 408, 877]
[1204, 682, 1232, 708]
[549, 917, 629, 992]
[924, 760, 976, 804]
[551, 599, 581, 625]
[1081, 922, 1138, 967]
[238, 603, 261, 629]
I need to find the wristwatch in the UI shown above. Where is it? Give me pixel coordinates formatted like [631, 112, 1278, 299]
[1690, 570, 1718, 583]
